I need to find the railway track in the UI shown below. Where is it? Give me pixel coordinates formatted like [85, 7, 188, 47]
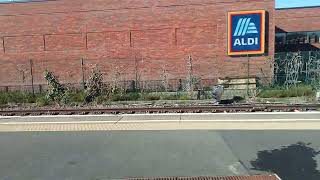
[0, 104, 319, 116]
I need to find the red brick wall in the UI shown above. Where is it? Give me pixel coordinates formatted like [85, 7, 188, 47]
[275, 7, 320, 32]
[45, 34, 86, 51]
[4, 35, 44, 53]
[0, 0, 275, 87]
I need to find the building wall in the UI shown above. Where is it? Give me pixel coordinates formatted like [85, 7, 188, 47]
[0, 0, 275, 87]
[275, 6, 320, 32]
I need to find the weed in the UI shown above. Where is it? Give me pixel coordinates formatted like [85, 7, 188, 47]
[94, 95, 110, 104]
[160, 94, 179, 100]
[44, 70, 69, 104]
[178, 94, 192, 100]
[258, 85, 314, 98]
[111, 93, 141, 101]
[69, 91, 86, 103]
[36, 96, 50, 106]
[0, 91, 43, 105]
[85, 68, 104, 102]
[142, 94, 161, 101]
[159, 93, 192, 100]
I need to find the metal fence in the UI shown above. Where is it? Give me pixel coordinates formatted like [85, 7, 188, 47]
[1, 51, 319, 93]
[274, 51, 320, 86]
[0, 56, 220, 93]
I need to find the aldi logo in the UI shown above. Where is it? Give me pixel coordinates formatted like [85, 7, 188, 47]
[233, 18, 258, 36]
[228, 10, 266, 56]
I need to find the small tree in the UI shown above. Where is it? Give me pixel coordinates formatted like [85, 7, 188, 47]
[160, 64, 169, 92]
[185, 55, 196, 96]
[111, 66, 121, 94]
[44, 70, 69, 104]
[85, 68, 104, 102]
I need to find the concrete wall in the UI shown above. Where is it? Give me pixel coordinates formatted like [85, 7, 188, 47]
[0, 0, 275, 87]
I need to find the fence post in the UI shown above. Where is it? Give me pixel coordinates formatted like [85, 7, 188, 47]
[39, 84, 42, 94]
[307, 51, 311, 82]
[81, 58, 85, 89]
[29, 59, 35, 95]
[247, 55, 250, 96]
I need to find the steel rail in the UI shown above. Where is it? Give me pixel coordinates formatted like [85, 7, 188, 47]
[0, 104, 319, 116]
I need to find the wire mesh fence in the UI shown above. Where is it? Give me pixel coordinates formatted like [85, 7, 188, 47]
[274, 51, 320, 86]
[0, 56, 229, 93]
[0, 51, 319, 93]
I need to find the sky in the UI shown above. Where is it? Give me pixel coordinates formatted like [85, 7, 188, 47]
[0, 0, 320, 9]
[276, 0, 320, 8]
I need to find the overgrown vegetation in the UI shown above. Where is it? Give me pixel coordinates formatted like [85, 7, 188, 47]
[111, 93, 141, 101]
[158, 93, 193, 101]
[69, 91, 86, 103]
[258, 85, 315, 98]
[1, 83, 315, 106]
[44, 70, 69, 105]
[85, 68, 104, 103]
[0, 67, 198, 107]
[35, 95, 50, 106]
[0, 91, 198, 106]
[0, 91, 39, 105]
[109, 93, 194, 102]
[2, 51, 319, 107]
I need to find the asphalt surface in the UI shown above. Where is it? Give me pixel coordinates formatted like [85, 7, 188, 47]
[1, 130, 320, 180]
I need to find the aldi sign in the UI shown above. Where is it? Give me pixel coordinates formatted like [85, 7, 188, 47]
[227, 10, 266, 56]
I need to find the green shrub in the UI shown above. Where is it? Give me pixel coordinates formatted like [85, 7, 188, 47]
[258, 85, 314, 98]
[69, 91, 86, 103]
[111, 93, 141, 101]
[95, 95, 110, 104]
[142, 94, 161, 101]
[160, 94, 179, 100]
[178, 94, 192, 100]
[160, 93, 192, 100]
[24, 93, 38, 103]
[203, 86, 212, 91]
[36, 96, 50, 106]
[0, 93, 7, 104]
[7, 92, 25, 103]
[44, 70, 69, 104]
[85, 68, 104, 103]
[0, 91, 39, 104]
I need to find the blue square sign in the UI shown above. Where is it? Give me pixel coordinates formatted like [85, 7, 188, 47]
[228, 10, 266, 55]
